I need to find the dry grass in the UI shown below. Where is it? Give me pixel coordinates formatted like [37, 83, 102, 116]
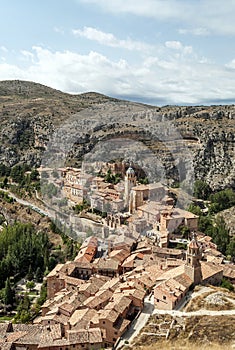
[123, 342, 234, 350]
[184, 287, 235, 312]
[126, 314, 235, 350]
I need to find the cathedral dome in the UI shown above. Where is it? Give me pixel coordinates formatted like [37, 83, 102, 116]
[188, 233, 199, 249]
[126, 167, 135, 175]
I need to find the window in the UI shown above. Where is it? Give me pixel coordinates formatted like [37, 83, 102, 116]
[163, 296, 166, 300]
[103, 321, 105, 324]
[156, 299, 159, 302]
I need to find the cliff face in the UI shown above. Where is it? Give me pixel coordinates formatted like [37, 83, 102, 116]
[0, 80, 234, 190]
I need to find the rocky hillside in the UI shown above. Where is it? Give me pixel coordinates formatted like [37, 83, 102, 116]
[0, 80, 234, 190]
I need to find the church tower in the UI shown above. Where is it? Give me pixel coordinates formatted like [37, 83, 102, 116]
[184, 232, 202, 285]
[124, 166, 136, 211]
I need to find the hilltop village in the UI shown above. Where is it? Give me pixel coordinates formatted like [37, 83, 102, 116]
[1, 162, 235, 350]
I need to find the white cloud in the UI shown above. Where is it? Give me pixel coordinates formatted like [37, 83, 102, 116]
[0, 46, 8, 53]
[178, 28, 210, 36]
[225, 59, 235, 69]
[80, 0, 235, 36]
[80, 0, 188, 20]
[1, 46, 235, 105]
[21, 50, 35, 61]
[165, 41, 182, 50]
[54, 27, 65, 35]
[73, 26, 153, 51]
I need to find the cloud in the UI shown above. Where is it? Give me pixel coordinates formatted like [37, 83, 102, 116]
[54, 26, 65, 35]
[1, 46, 235, 105]
[0, 46, 8, 53]
[80, 0, 235, 36]
[165, 41, 183, 50]
[178, 28, 210, 36]
[80, 0, 188, 20]
[73, 26, 153, 51]
[21, 50, 35, 61]
[225, 59, 235, 69]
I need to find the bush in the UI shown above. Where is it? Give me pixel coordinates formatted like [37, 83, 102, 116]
[221, 278, 234, 292]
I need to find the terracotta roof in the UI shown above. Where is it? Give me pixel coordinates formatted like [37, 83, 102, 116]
[83, 290, 113, 309]
[58, 302, 74, 314]
[88, 328, 103, 343]
[67, 330, 89, 344]
[99, 277, 120, 292]
[120, 288, 146, 301]
[116, 318, 131, 333]
[79, 282, 99, 296]
[80, 236, 98, 249]
[173, 273, 192, 288]
[95, 258, 120, 271]
[64, 276, 84, 287]
[98, 308, 119, 323]
[105, 296, 131, 314]
[223, 264, 235, 279]
[47, 264, 64, 278]
[201, 261, 223, 281]
[109, 249, 130, 263]
[155, 278, 184, 301]
[122, 252, 144, 268]
[154, 247, 183, 256]
[156, 264, 185, 281]
[60, 262, 77, 275]
[69, 308, 98, 329]
[6, 331, 27, 343]
[15, 325, 62, 346]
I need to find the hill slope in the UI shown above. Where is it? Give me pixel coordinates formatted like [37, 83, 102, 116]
[0, 80, 234, 190]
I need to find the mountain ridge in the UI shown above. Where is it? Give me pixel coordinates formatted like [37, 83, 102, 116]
[0, 80, 234, 190]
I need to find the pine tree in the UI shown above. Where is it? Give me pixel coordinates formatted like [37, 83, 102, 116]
[4, 278, 15, 306]
[27, 265, 34, 281]
[35, 267, 43, 282]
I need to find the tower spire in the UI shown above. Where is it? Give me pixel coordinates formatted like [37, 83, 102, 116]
[184, 232, 202, 285]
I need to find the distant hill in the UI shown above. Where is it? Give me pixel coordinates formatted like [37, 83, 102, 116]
[0, 80, 234, 191]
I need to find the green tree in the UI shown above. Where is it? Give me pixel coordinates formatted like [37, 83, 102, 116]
[35, 267, 43, 283]
[27, 265, 34, 281]
[221, 278, 234, 291]
[188, 203, 201, 216]
[14, 294, 31, 323]
[26, 281, 35, 292]
[193, 180, 212, 200]
[209, 189, 235, 214]
[210, 216, 230, 255]
[226, 237, 235, 259]
[4, 278, 15, 306]
[3, 177, 8, 188]
[30, 169, 40, 182]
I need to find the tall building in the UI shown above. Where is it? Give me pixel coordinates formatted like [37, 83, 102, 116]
[124, 167, 136, 211]
[184, 232, 202, 285]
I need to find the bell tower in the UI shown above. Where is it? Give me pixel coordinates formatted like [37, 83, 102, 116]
[184, 232, 202, 285]
[124, 166, 136, 211]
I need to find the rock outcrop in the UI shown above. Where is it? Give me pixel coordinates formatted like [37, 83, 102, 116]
[0, 80, 234, 191]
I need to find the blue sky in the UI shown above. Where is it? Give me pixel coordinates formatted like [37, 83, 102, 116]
[1, 0, 235, 105]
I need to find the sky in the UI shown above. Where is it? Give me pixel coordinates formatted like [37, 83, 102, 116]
[1, 0, 235, 105]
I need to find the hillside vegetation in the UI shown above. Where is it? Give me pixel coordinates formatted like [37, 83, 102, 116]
[0, 80, 234, 191]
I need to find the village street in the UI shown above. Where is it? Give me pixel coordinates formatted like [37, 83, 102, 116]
[115, 294, 155, 349]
